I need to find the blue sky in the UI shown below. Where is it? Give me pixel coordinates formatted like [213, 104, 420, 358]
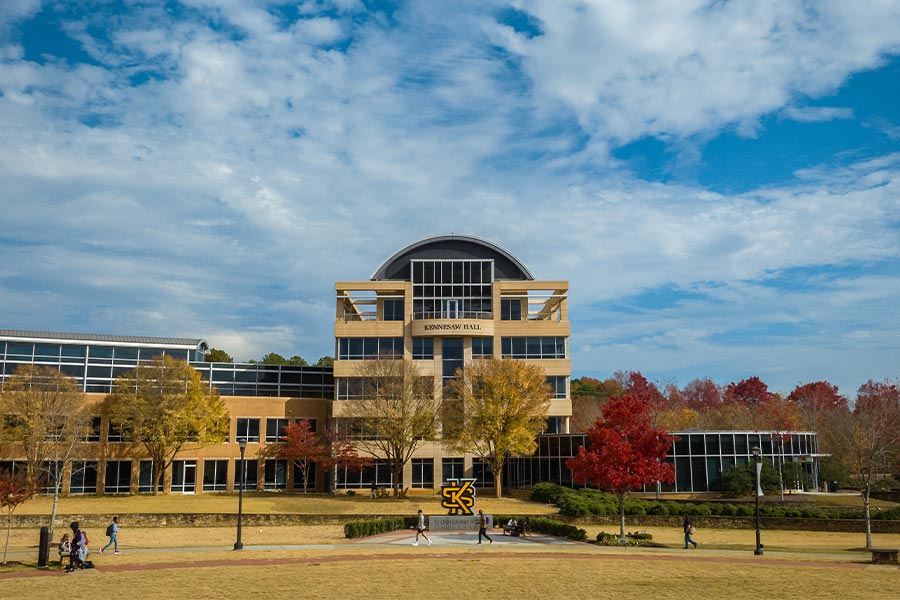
[1, 1, 899, 398]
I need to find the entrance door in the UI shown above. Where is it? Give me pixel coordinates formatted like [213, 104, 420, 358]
[172, 460, 197, 494]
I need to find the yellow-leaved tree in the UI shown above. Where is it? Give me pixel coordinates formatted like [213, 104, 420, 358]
[106, 356, 229, 495]
[446, 358, 551, 498]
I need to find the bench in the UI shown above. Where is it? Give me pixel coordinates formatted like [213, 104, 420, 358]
[870, 548, 899, 565]
[59, 552, 72, 570]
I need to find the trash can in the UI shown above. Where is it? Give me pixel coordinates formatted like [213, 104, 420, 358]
[830, 481, 838, 493]
[38, 526, 50, 569]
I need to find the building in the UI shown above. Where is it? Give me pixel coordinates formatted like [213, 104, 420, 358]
[332, 234, 570, 490]
[0, 235, 823, 495]
[0, 330, 332, 494]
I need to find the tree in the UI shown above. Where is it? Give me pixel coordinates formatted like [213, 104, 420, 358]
[0, 469, 34, 565]
[341, 359, 439, 496]
[258, 420, 328, 493]
[0, 365, 91, 540]
[446, 358, 552, 498]
[570, 377, 621, 432]
[288, 355, 308, 366]
[314, 356, 335, 368]
[724, 376, 773, 406]
[680, 378, 723, 411]
[828, 380, 900, 548]
[249, 353, 289, 365]
[566, 393, 675, 538]
[106, 356, 229, 495]
[204, 348, 233, 363]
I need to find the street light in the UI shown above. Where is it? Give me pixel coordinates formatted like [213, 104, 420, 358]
[234, 439, 247, 550]
[751, 445, 763, 556]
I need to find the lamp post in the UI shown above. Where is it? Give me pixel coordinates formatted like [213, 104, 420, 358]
[751, 445, 763, 556]
[234, 440, 247, 550]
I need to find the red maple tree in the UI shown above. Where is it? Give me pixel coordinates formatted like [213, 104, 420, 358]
[1, 470, 34, 564]
[567, 392, 675, 538]
[258, 420, 370, 492]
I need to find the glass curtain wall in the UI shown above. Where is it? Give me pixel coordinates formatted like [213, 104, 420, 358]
[411, 259, 493, 319]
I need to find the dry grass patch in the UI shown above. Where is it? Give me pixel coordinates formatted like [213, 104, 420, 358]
[2, 554, 898, 599]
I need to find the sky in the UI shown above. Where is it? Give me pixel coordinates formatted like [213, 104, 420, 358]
[1, 1, 900, 398]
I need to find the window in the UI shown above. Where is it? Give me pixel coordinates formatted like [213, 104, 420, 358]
[86, 416, 102, 442]
[441, 458, 464, 484]
[333, 460, 392, 489]
[137, 460, 164, 494]
[472, 459, 494, 488]
[265, 418, 289, 442]
[171, 460, 197, 493]
[500, 337, 566, 359]
[337, 337, 403, 360]
[546, 376, 567, 398]
[107, 420, 128, 443]
[501, 299, 522, 320]
[234, 459, 258, 491]
[236, 418, 260, 443]
[292, 461, 316, 490]
[69, 461, 98, 494]
[203, 460, 228, 492]
[412, 458, 434, 489]
[412, 338, 434, 360]
[264, 459, 288, 490]
[543, 417, 564, 434]
[472, 337, 493, 358]
[104, 460, 132, 494]
[383, 299, 404, 321]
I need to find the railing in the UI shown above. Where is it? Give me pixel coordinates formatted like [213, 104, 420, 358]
[411, 311, 493, 320]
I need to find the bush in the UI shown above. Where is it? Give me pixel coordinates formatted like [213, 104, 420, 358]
[343, 516, 405, 539]
[530, 482, 570, 504]
[528, 517, 588, 542]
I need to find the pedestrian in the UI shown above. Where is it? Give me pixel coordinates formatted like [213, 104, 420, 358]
[370, 480, 377, 499]
[412, 509, 431, 546]
[476, 509, 493, 545]
[682, 515, 698, 549]
[68, 521, 87, 571]
[101, 515, 120, 554]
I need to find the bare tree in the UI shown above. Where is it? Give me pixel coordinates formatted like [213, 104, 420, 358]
[827, 380, 900, 548]
[0, 365, 90, 539]
[340, 359, 439, 496]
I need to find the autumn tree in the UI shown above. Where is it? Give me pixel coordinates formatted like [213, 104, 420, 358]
[258, 420, 325, 492]
[566, 392, 675, 538]
[204, 348, 233, 363]
[570, 377, 621, 432]
[1, 469, 35, 565]
[828, 380, 900, 548]
[680, 378, 723, 412]
[106, 356, 229, 495]
[341, 359, 439, 496]
[0, 365, 91, 539]
[446, 358, 551, 498]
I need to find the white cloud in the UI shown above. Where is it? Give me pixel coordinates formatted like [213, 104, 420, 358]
[783, 105, 855, 123]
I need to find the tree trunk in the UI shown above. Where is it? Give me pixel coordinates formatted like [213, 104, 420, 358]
[49, 485, 61, 541]
[493, 462, 503, 499]
[3, 515, 11, 564]
[618, 493, 626, 539]
[393, 464, 402, 497]
[864, 483, 872, 549]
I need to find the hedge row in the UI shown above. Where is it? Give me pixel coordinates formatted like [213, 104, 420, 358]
[596, 531, 654, 546]
[343, 516, 407, 539]
[530, 483, 900, 521]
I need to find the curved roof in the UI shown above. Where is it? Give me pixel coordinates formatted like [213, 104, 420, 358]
[371, 234, 534, 281]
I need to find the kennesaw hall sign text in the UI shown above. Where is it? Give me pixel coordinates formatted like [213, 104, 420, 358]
[411, 319, 494, 337]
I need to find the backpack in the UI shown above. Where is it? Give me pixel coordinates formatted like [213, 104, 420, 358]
[81, 531, 89, 546]
[106, 524, 114, 537]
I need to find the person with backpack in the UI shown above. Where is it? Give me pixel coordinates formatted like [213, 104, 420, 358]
[682, 514, 698, 549]
[101, 516, 120, 554]
[68, 521, 88, 571]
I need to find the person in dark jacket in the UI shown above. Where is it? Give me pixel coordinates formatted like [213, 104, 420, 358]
[68, 521, 87, 571]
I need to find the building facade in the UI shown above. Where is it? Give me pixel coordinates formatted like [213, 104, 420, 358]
[332, 234, 570, 490]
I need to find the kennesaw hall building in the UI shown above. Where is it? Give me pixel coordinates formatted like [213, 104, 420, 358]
[0, 234, 821, 495]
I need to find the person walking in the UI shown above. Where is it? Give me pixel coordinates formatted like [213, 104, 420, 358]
[101, 516, 120, 554]
[413, 509, 432, 546]
[68, 521, 87, 571]
[682, 515, 698, 549]
[476, 509, 493, 545]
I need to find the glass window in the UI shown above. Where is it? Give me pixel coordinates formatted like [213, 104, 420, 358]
[265, 418, 289, 442]
[413, 338, 434, 360]
[69, 461, 98, 495]
[472, 337, 492, 358]
[501, 299, 522, 320]
[546, 376, 567, 398]
[236, 418, 260, 443]
[441, 458, 465, 484]
[472, 459, 494, 488]
[89, 346, 114, 359]
[202, 460, 228, 492]
[104, 460, 132, 494]
[86, 416, 102, 442]
[170, 460, 197, 493]
[34, 344, 61, 358]
[264, 459, 288, 490]
[412, 458, 434, 489]
[292, 461, 317, 490]
[114, 347, 139, 361]
[383, 299, 404, 321]
[6, 343, 33, 357]
[137, 460, 163, 494]
[234, 459, 258, 491]
[107, 420, 128, 443]
[61, 345, 86, 358]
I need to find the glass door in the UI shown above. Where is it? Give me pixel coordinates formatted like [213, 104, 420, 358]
[442, 299, 459, 319]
